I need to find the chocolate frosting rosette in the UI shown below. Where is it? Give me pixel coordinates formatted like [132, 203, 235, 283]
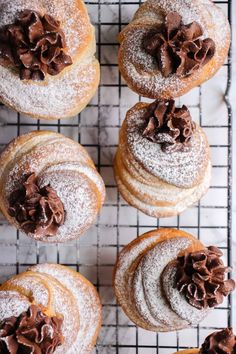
[0, 131, 105, 243]
[0, 0, 100, 119]
[114, 229, 235, 332]
[118, 0, 230, 99]
[114, 99, 211, 218]
[0, 10, 72, 81]
[0, 305, 64, 353]
[143, 12, 215, 78]
[0, 264, 102, 353]
[175, 246, 235, 310]
[142, 100, 196, 153]
[8, 173, 65, 239]
[200, 328, 236, 354]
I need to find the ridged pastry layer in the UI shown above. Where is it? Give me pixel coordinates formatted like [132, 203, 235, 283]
[0, 264, 102, 353]
[0, 0, 100, 119]
[118, 0, 230, 99]
[29, 264, 102, 354]
[113, 228, 209, 332]
[0, 131, 105, 242]
[114, 102, 211, 218]
[114, 151, 211, 218]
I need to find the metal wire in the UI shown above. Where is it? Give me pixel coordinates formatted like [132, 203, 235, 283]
[0, 0, 232, 352]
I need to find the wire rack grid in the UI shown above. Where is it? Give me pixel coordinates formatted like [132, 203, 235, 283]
[0, 0, 233, 353]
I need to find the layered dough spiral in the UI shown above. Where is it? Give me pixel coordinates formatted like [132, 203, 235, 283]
[114, 102, 211, 218]
[0, 263, 102, 353]
[0, 0, 100, 119]
[118, 0, 230, 99]
[113, 229, 210, 332]
[0, 130, 105, 243]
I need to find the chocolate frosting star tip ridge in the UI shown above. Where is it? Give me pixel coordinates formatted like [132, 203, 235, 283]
[142, 99, 196, 153]
[8, 172, 65, 238]
[175, 246, 235, 310]
[0, 9, 73, 81]
[0, 304, 64, 354]
[200, 327, 236, 354]
[143, 11, 216, 78]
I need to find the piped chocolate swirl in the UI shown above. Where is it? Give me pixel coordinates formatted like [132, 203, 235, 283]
[142, 99, 196, 153]
[175, 246, 235, 310]
[0, 9, 72, 81]
[200, 327, 236, 354]
[143, 12, 215, 78]
[0, 304, 64, 354]
[8, 173, 65, 238]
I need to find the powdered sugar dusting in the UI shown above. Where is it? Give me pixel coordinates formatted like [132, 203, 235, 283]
[114, 233, 165, 330]
[38, 163, 105, 243]
[0, 276, 78, 352]
[0, 59, 98, 119]
[0, 291, 30, 321]
[1, 273, 49, 306]
[133, 238, 191, 329]
[32, 272, 80, 353]
[0, 0, 91, 57]
[1, 132, 105, 243]
[29, 264, 101, 354]
[162, 262, 210, 325]
[114, 102, 211, 218]
[4, 134, 92, 194]
[124, 104, 209, 188]
[119, 0, 230, 98]
[0, 0, 99, 119]
[114, 231, 209, 331]
[114, 155, 211, 218]
[0, 264, 100, 353]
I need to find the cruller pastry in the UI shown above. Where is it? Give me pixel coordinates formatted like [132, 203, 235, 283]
[0, 130, 105, 243]
[118, 0, 230, 99]
[173, 327, 236, 353]
[114, 99, 211, 218]
[0, 263, 102, 353]
[113, 228, 235, 332]
[0, 0, 100, 119]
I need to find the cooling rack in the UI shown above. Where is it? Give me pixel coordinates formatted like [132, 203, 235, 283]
[0, 0, 233, 353]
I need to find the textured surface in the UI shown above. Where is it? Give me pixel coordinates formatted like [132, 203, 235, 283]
[0, 131, 106, 243]
[118, 0, 230, 99]
[29, 264, 102, 354]
[0, 264, 102, 354]
[114, 229, 207, 332]
[121, 104, 210, 188]
[114, 101, 211, 217]
[0, 0, 100, 119]
[0, 0, 233, 353]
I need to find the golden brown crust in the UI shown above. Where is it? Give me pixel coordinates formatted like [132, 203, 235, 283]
[113, 101, 211, 218]
[0, 0, 100, 119]
[113, 229, 205, 332]
[0, 60, 100, 120]
[0, 131, 105, 243]
[0, 264, 102, 353]
[0, 271, 79, 352]
[118, 0, 230, 99]
[29, 263, 102, 354]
